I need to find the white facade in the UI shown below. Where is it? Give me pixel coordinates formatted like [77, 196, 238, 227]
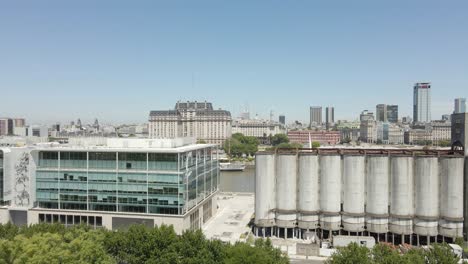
[360, 120, 376, 143]
[231, 119, 285, 138]
[149, 101, 232, 145]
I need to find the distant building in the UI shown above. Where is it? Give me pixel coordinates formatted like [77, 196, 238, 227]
[387, 105, 399, 123]
[402, 116, 412, 124]
[405, 129, 432, 145]
[0, 118, 13, 136]
[454, 98, 466, 114]
[309, 106, 322, 126]
[376, 104, 387, 122]
[13, 118, 26, 128]
[413, 82, 431, 123]
[442, 114, 451, 121]
[325, 107, 335, 129]
[430, 121, 451, 145]
[279, 115, 285, 125]
[232, 119, 285, 143]
[451, 113, 468, 155]
[149, 101, 232, 145]
[27, 125, 49, 137]
[360, 120, 376, 143]
[287, 130, 340, 146]
[339, 127, 360, 143]
[360, 110, 374, 122]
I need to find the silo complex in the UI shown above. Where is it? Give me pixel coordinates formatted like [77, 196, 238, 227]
[275, 154, 297, 230]
[439, 157, 464, 238]
[254, 149, 465, 245]
[297, 153, 320, 230]
[414, 157, 439, 239]
[254, 153, 276, 231]
[366, 156, 389, 234]
[342, 155, 366, 232]
[389, 156, 414, 236]
[319, 155, 342, 232]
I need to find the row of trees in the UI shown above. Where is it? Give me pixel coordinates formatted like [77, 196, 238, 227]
[222, 133, 319, 156]
[0, 223, 288, 264]
[327, 242, 461, 264]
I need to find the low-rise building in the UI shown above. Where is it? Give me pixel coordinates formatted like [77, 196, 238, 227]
[404, 129, 432, 145]
[287, 130, 340, 145]
[231, 119, 285, 142]
[430, 121, 451, 144]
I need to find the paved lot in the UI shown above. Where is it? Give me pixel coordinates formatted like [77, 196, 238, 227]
[203, 193, 254, 244]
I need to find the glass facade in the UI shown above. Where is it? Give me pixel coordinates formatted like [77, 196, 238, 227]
[36, 147, 218, 215]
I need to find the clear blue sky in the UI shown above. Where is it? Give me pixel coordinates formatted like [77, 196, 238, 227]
[1, 0, 467, 125]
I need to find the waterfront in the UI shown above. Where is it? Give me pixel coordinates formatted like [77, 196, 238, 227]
[220, 166, 255, 193]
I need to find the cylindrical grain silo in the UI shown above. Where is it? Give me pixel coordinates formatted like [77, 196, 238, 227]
[439, 156, 464, 238]
[342, 155, 366, 232]
[297, 153, 320, 230]
[389, 156, 414, 235]
[319, 154, 342, 231]
[255, 153, 276, 227]
[366, 155, 389, 234]
[414, 156, 439, 237]
[276, 153, 297, 228]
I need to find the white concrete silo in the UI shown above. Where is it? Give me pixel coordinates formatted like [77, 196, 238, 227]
[439, 156, 464, 239]
[342, 155, 366, 233]
[319, 155, 342, 231]
[414, 156, 439, 238]
[276, 153, 297, 229]
[366, 155, 389, 234]
[254, 153, 276, 228]
[389, 156, 414, 235]
[297, 153, 320, 230]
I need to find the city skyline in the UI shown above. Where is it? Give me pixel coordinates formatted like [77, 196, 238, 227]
[1, 1, 468, 124]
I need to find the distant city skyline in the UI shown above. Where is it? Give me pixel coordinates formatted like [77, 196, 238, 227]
[1, 1, 467, 124]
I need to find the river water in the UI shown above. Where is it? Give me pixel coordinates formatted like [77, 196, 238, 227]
[220, 166, 255, 193]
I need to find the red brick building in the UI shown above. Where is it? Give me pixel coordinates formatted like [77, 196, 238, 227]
[287, 130, 341, 145]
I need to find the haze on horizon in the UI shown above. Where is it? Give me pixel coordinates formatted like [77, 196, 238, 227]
[1, 0, 467, 125]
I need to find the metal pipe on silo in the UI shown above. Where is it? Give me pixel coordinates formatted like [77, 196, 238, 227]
[319, 155, 342, 232]
[439, 156, 464, 239]
[414, 156, 439, 238]
[389, 156, 414, 236]
[297, 153, 320, 231]
[366, 155, 389, 234]
[276, 153, 297, 230]
[342, 155, 366, 233]
[255, 153, 276, 229]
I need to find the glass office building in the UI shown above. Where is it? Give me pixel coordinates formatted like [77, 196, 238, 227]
[35, 146, 219, 216]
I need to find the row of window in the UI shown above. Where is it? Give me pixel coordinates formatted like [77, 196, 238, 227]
[38, 213, 103, 227]
[37, 202, 181, 215]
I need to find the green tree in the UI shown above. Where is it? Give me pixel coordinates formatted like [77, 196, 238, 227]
[271, 134, 289, 146]
[224, 133, 259, 156]
[371, 243, 401, 264]
[312, 141, 320, 148]
[327, 242, 372, 264]
[424, 243, 460, 264]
